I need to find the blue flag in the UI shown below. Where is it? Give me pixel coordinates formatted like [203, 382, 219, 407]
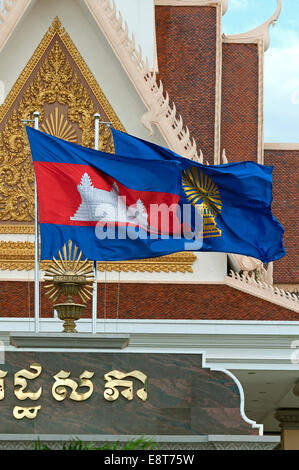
[26, 127, 191, 261]
[111, 128, 286, 263]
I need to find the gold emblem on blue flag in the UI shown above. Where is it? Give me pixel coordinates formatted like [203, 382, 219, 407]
[182, 167, 222, 238]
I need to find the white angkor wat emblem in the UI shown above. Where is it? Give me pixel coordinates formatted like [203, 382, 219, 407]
[70, 173, 148, 228]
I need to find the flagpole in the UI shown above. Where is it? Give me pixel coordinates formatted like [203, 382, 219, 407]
[33, 111, 40, 333]
[92, 113, 100, 334]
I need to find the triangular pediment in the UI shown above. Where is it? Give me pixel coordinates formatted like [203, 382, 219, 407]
[0, 17, 125, 230]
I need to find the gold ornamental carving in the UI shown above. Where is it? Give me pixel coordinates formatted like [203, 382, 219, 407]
[0, 241, 196, 273]
[0, 225, 34, 234]
[0, 241, 49, 271]
[182, 167, 222, 238]
[44, 240, 94, 333]
[97, 252, 197, 273]
[41, 107, 77, 143]
[0, 17, 125, 230]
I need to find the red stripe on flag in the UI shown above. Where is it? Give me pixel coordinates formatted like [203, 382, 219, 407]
[34, 162, 181, 234]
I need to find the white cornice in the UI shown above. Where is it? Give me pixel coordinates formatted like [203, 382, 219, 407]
[222, 0, 282, 52]
[155, 0, 226, 14]
[1, 318, 299, 370]
[264, 143, 299, 151]
[221, 0, 228, 15]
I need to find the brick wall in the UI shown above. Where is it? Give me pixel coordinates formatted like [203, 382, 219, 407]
[0, 282, 296, 320]
[264, 149, 299, 284]
[155, 5, 217, 163]
[221, 43, 259, 162]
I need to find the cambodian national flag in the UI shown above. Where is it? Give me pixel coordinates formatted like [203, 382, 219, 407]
[26, 127, 186, 261]
[111, 128, 286, 263]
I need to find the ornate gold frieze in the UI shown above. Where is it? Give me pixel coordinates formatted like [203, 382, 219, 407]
[0, 241, 48, 271]
[0, 241, 196, 273]
[0, 225, 34, 234]
[44, 240, 95, 333]
[97, 253, 196, 273]
[0, 17, 125, 230]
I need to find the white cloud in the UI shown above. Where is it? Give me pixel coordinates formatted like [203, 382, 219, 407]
[264, 39, 299, 142]
[229, 0, 249, 10]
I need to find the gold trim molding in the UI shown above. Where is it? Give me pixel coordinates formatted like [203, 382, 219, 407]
[0, 242, 196, 273]
[0, 241, 48, 271]
[97, 252, 196, 273]
[0, 225, 34, 234]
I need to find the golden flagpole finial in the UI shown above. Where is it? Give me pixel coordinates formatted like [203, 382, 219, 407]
[44, 240, 94, 333]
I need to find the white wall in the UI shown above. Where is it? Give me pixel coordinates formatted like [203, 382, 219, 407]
[114, 0, 155, 68]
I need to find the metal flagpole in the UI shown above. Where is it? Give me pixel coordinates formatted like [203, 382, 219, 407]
[21, 112, 40, 333]
[92, 116, 112, 334]
[33, 111, 40, 333]
[92, 113, 100, 334]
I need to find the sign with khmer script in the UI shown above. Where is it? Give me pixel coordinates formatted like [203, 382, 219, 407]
[0, 352, 258, 436]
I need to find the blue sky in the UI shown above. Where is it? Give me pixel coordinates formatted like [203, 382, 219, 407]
[223, 0, 299, 142]
[1, 0, 296, 143]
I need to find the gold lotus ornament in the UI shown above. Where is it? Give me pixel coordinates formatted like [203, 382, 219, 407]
[41, 107, 77, 143]
[182, 167, 222, 238]
[44, 240, 94, 333]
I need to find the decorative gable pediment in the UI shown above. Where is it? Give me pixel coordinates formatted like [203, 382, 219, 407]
[0, 17, 125, 231]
